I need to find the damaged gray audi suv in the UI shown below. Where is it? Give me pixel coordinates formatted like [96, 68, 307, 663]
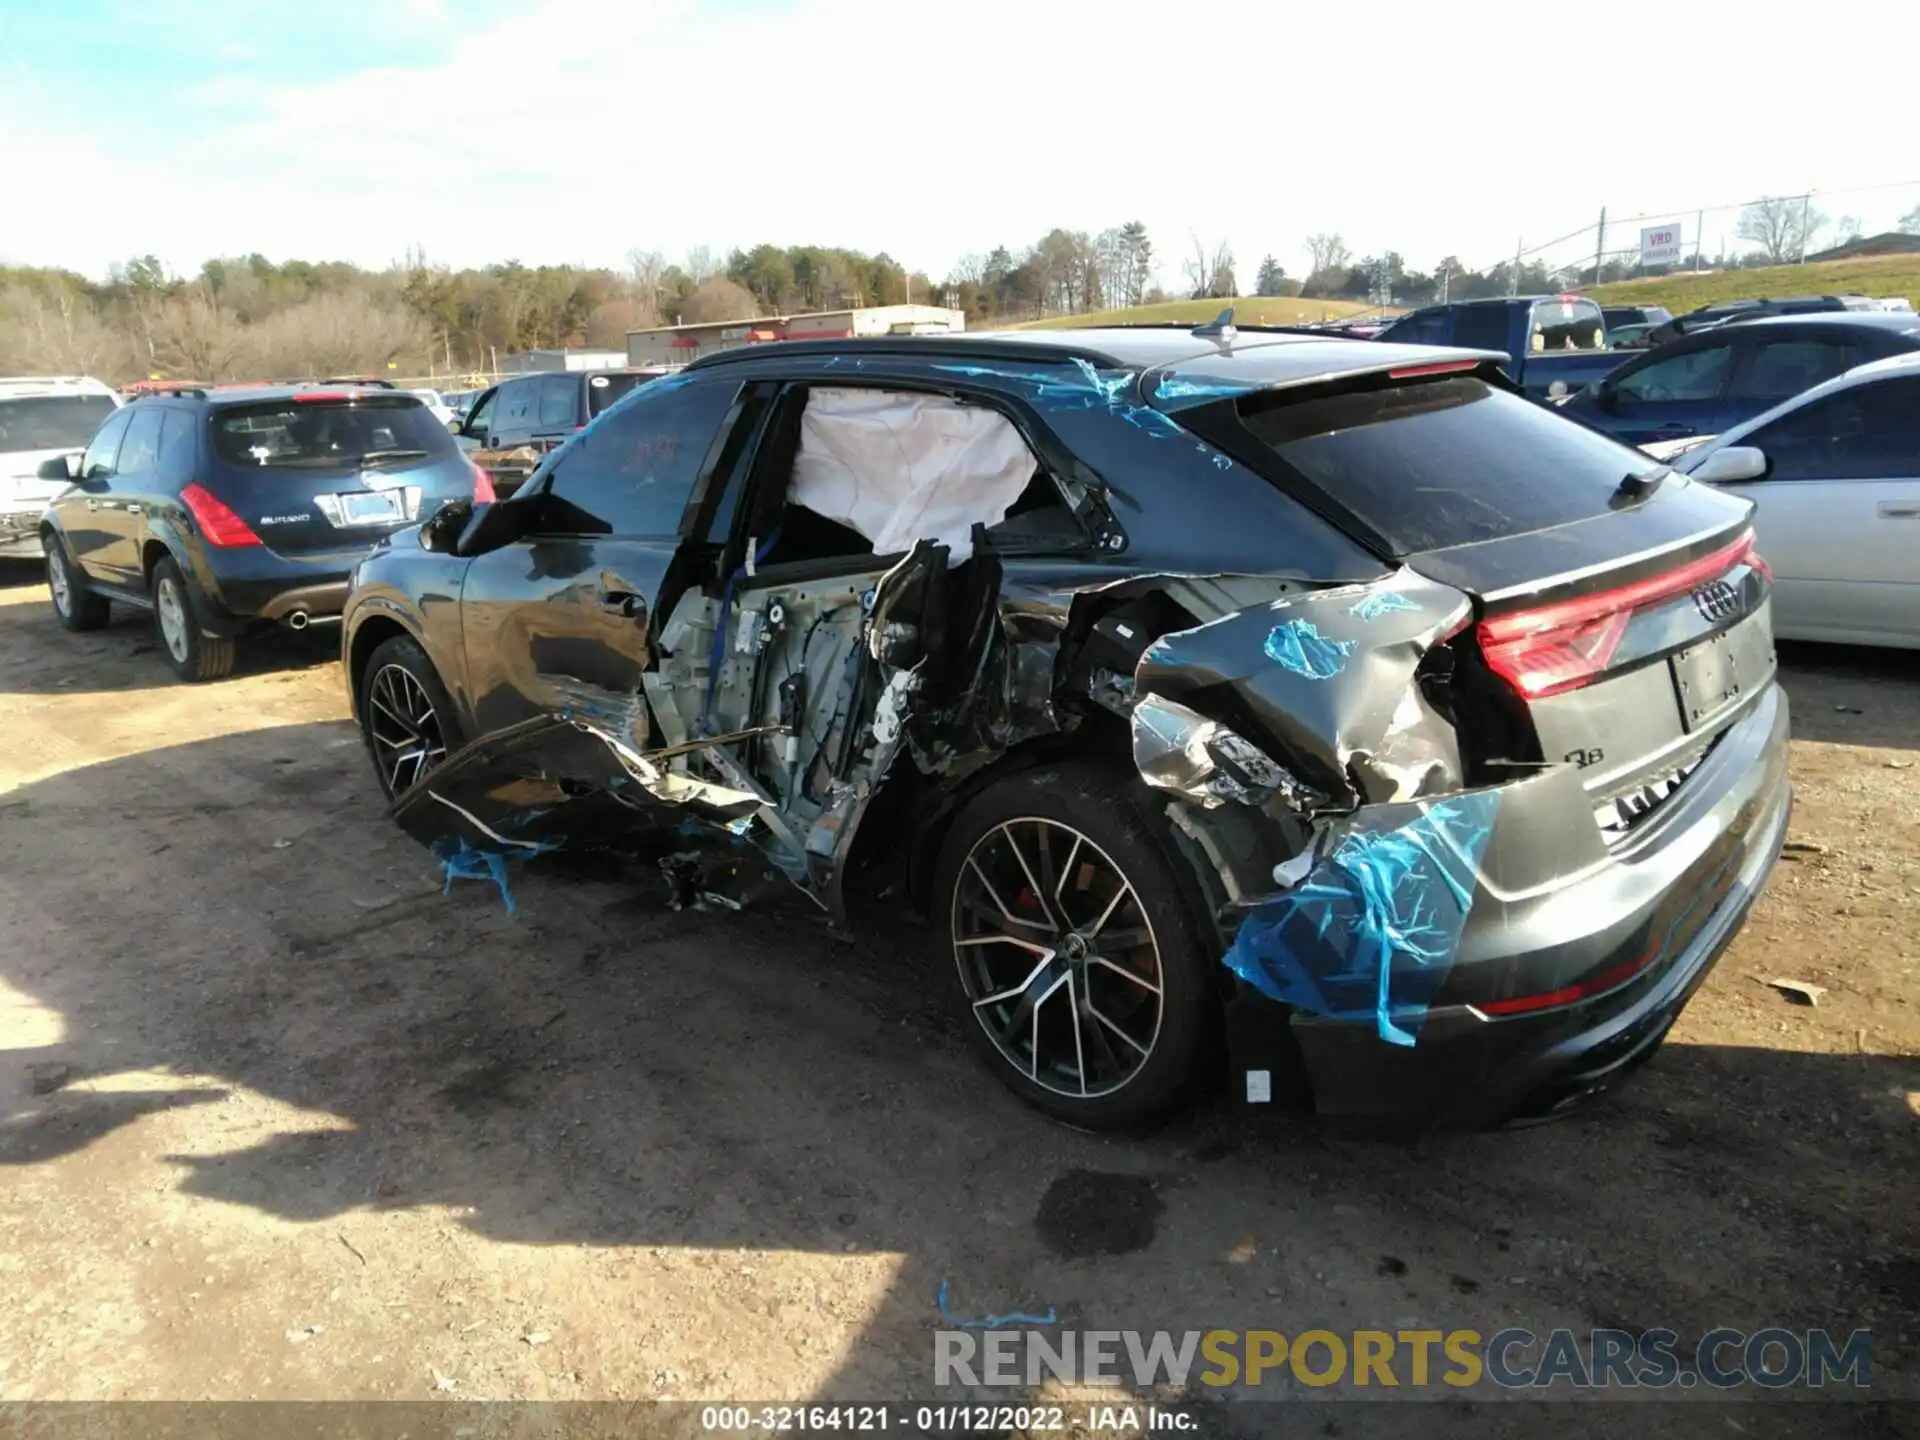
[341, 323, 1790, 1131]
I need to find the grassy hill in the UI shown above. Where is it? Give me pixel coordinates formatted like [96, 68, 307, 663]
[1007, 296, 1383, 330]
[1589, 253, 1920, 316]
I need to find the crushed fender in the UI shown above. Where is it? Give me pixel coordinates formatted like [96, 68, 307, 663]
[1221, 789, 1501, 1047]
[1137, 567, 1470, 807]
[1132, 692, 1324, 814]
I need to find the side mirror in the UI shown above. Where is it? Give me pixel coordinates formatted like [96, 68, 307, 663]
[37, 455, 77, 481]
[1689, 446, 1768, 485]
[453, 496, 539, 557]
[1594, 383, 1622, 413]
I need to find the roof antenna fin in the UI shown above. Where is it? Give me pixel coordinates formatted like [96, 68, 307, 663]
[1191, 306, 1236, 343]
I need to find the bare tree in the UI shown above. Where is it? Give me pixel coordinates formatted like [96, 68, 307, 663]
[1184, 232, 1217, 300]
[681, 276, 760, 324]
[245, 290, 428, 378]
[948, 253, 987, 287]
[1208, 240, 1236, 299]
[626, 248, 668, 313]
[0, 285, 132, 377]
[1305, 233, 1351, 276]
[151, 286, 249, 379]
[1898, 203, 1920, 236]
[683, 245, 720, 283]
[1736, 196, 1827, 264]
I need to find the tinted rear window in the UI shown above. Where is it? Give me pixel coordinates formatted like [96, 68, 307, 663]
[0, 394, 118, 453]
[1530, 299, 1606, 351]
[212, 398, 457, 469]
[586, 372, 656, 416]
[1232, 376, 1662, 553]
[1450, 307, 1511, 352]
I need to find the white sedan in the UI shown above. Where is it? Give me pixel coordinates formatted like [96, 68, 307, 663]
[1671, 352, 1920, 649]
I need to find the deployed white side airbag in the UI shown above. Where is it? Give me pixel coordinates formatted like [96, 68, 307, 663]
[790, 387, 1036, 562]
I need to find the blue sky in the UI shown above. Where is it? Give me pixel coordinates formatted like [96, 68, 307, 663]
[4, 0, 1916, 289]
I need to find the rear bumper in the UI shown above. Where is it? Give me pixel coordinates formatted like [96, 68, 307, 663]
[190, 547, 368, 633]
[1224, 682, 1792, 1128]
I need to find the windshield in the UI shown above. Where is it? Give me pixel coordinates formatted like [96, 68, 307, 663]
[212, 398, 457, 469]
[1231, 375, 1664, 553]
[0, 395, 118, 454]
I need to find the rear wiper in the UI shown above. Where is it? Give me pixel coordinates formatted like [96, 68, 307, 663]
[357, 449, 430, 463]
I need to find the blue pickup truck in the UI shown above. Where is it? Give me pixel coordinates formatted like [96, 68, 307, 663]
[1372, 295, 1627, 402]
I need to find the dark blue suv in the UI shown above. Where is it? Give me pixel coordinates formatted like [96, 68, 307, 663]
[39, 385, 488, 681]
[1556, 312, 1920, 448]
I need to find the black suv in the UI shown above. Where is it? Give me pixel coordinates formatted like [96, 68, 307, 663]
[343, 330, 1790, 1131]
[40, 386, 486, 681]
[457, 367, 674, 496]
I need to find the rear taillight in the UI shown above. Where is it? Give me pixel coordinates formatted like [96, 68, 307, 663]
[180, 483, 262, 547]
[470, 462, 496, 503]
[1477, 530, 1755, 699]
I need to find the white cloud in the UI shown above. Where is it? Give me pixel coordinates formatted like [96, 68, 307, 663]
[5, 0, 1915, 289]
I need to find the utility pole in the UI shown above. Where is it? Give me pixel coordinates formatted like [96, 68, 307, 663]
[1692, 210, 1704, 272]
[1593, 206, 1607, 286]
[1798, 190, 1813, 263]
[1510, 238, 1522, 296]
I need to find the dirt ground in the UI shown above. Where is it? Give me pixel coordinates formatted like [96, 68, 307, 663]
[0, 557, 1914, 1436]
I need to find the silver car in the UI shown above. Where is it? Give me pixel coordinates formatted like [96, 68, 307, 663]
[1673, 351, 1920, 649]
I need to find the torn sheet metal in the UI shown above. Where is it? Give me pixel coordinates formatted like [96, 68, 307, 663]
[1222, 789, 1501, 1047]
[1132, 693, 1324, 815]
[1136, 567, 1470, 808]
[791, 388, 1034, 563]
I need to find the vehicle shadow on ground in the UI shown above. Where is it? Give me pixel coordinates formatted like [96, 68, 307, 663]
[0, 725, 1913, 1431]
[1777, 643, 1920, 750]
[0, 567, 338, 695]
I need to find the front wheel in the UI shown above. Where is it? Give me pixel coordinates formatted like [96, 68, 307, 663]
[359, 634, 460, 800]
[46, 539, 110, 631]
[934, 762, 1219, 1131]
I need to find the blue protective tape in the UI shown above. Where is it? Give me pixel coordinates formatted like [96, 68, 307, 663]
[931, 358, 1183, 439]
[1152, 373, 1261, 407]
[936, 1276, 1057, 1329]
[1223, 791, 1501, 1047]
[433, 836, 560, 917]
[1262, 618, 1354, 679]
[1348, 591, 1422, 622]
